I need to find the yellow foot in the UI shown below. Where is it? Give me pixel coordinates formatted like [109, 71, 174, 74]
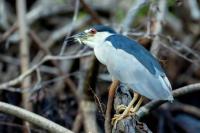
[111, 114, 124, 129]
[112, 105, 137, 129]
[112, 95, 144, 129]
[116, 104, 136, 114]
[112, 111, 137, 129]
[116, 105, 128, 114]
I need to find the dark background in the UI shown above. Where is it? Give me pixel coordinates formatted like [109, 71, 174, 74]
[0, 0, 200, 133]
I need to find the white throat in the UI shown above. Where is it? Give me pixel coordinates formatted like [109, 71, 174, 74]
[83, 32, 113, 48]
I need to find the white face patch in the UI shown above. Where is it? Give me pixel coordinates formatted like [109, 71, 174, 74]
[76, 38, 82, 44]
[84, 29, 91, 33]
[82, 31, 113, 48]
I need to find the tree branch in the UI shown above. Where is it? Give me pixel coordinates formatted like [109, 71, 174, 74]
[150, 0, 167, 56]
[112, 85, 152, 133]
[0, 52, 93, 90]
[0, 101, 73, 133]
[121, 0, 148, 34]
[80, 0, 102, 24]
[17, 0, 31, 131]
[137, 83, 200, 119]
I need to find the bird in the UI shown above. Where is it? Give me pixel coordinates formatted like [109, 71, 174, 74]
[67, 25, 173, 126]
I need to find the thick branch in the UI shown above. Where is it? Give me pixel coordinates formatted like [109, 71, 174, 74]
[78, 56, 100, 133]
[0, 102, 73, 133]
[137, 83, 200, 119]
[112, 85, 152, 133]
[113, 83, 200, 132]
[17, 0, 31, 130]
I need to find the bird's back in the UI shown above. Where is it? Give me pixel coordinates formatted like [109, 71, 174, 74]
[97, 34, 174, 101]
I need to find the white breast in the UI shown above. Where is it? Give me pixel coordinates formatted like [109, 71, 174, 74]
[94, 41, 113, 65]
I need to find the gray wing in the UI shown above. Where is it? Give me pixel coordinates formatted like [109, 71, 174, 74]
[105, 34, 165, 76]
[104, 35, 173, 100]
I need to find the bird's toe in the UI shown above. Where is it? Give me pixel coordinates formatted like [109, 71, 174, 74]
[112, 105, 136, 128]
[116, 104, 127, 114]
[111, 114, 123, 129]
[116, 104, 136, 114]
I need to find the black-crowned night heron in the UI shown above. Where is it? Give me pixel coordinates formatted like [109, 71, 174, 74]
[67, 25, 173, 126]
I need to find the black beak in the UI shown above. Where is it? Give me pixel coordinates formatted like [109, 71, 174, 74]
[60, 32, 88, 55]
[63, 32, 86, 46]
[62, 36, 76, 47]
[72, 32, 87, 44]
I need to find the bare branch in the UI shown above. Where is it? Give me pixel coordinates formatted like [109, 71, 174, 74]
[17, 0, 31, 130]
[150, 0, 167, 56]
[0, 52, 93, 90]
[112, 84, 152, 132]
[59, 0, 80, 56]
[0, 101, 73, 133]
[137, 83, 200, 119]
[187, 0, 200, 20]
[170, 102, 200, 119]
[81, 101, 98, 133]
[121, 0, 148, 34]
[80, 0, 102, 24]
[45, 17, 90, 48]
[72, 110, 83, 133]
[0, 23, 18, 43]
[78, 55, 100, 133]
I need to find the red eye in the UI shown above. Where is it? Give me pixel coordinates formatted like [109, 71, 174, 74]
[90, 28, 97, 34]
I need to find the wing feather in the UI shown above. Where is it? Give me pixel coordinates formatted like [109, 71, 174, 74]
[103, 35, 173, 100]
[105, 34, 165, 76]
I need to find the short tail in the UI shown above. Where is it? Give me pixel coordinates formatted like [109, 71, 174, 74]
[161, 76, 174, 102]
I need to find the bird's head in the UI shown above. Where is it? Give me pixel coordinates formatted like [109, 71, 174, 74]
[69, 25, 116, 48]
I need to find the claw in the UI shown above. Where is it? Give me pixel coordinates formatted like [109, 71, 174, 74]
[111, 114, 120, 125]
[116, 104, 127, 114]
[112, 94, 144, 129]
[112, 114, 124, 129]
[112, 106, 136, 129]
[116, 104, 137, 114]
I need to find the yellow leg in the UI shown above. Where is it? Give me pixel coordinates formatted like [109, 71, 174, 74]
[112, 93, 140, 127]
[130, 96, 144, 114]
[115, 93, 139, 114]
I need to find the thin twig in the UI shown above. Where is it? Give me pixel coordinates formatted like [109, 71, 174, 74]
[45, 16, 90, 48]
[91, 87, 105, 117]
[1, 1, 74, 43]
[59, 0, 80, 56]
[0, 52, 93, 90]
[30, 28, 81, 103]
[0, 72, 78, 93]
[79, 0, 102, 23]
[150, 0, 167, 56]
[0, 22, 18, 43]
[159, 41, 199, 66]
[29, 30, 50, 54]
[121, 0, 148, 34]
